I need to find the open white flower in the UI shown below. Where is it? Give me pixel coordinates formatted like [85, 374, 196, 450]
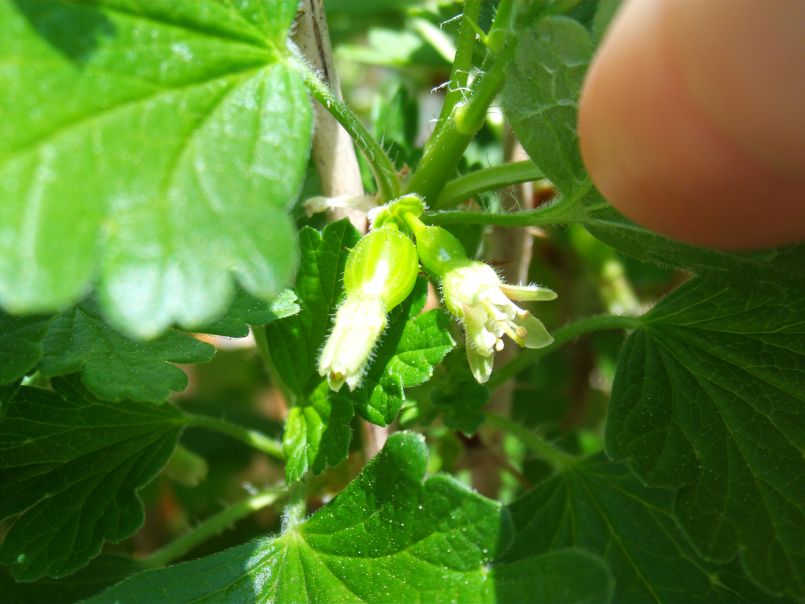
[442, 262, 556, 383]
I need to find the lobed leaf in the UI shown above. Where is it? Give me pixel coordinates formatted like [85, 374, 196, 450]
[200, 288, 300, 338]
[86, 433, 613, 604]
[0, 311, 52, 384]
[0, 378, 184, 581]
[39, 298, 214, 402]
[0, 0, 311, 337]
[607, 279, 805, 597]
[505, 455, 792, 603]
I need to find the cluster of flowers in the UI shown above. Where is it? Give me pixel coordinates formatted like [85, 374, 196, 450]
[318, 195, 556, 392]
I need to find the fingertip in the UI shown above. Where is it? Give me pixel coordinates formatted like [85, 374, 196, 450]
[578, 0, 805, 250]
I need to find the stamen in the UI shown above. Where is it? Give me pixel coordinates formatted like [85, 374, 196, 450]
[495, 338, 504, 351]
[501, 322, 524, 347]
[515, 325, 528, 339]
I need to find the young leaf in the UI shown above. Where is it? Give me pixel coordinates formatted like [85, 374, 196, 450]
[503, 16, 593, 198]
[505, 455, 790, 603]
[85, 433, 613, 604]
[283, 381, 354, 483]
[39, 298, 214, 403]
[0, 378, 184, 581]
[0, 0, 311, 337]
[200, 288, 300, 338]
[264, 221, 360, 482]
[351, 278, 455, 426]
[607, 279, 805, 598]
[264, 220, 361, 397]
[0, 311, 51, 384]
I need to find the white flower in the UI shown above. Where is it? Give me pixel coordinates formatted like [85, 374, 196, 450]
[442, 262, 556, 383]
[318, 296, 387, 391]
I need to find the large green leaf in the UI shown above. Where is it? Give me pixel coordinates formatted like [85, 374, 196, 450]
[0, 0, 311, 337]
[350, 278, 455, 426]
[0, 311, 52, 384]
[39, 298, 214, 402]
[85, 433, 613, 604]
[0, 378, 184, 581]
[505, 455, 790, 603]
[503, 16, 592, 197]
[607, 279, 805, 598]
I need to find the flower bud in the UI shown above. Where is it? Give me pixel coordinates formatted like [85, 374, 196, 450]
[319, 226, 419, 391]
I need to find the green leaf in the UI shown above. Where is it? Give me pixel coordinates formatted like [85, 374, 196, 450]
[351, 278, 455, 426]
[265, 220, 361, 397]
[282, 381, 354, 483]
[38, 298, 214, 402]
[0, 0, 311, 337]
[430, 350, 490, 435]
[0, 310, 51, 384]
[0, 554, 143, 604]
[199, 288, 301, 338]
[607, 278, 805, 598]
[505, 455, 790, 603]
[0, 378, 184, 581]
[85, 432, 613, 604]
[502, 16, 593, 197]
[266, 220, 361, 482]
[580, 193, 805, 292]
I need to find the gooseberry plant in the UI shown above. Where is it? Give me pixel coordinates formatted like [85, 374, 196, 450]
[0, 1, 803, 603]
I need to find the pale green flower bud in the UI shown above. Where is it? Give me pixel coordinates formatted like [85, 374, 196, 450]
[318, 226, 419, 391]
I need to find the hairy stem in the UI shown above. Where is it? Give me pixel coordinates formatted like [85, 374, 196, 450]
[488, 314, 642, 389]
[435, 160, 546, 208]
[282, 479, 308, 530]
[406, 45, 513, 204]
[142, 487, 286, 568]
[485, 412, 576, 471]
[183, 413, 284, 461]
[293, 53, 401, 202]
[435, 0, 481, 127]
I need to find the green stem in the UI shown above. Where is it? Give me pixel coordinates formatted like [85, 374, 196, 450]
[184, 414, 284, 461]
[426, 178, 592, 225]
[292, 54, 401, 201]
[142, 487, 286, 568]
[435, 160, 546, 208]
[435, 0, 481, 127]
[407, 45, 514, 205]
[487, 314, 642, 389]
[282, 479, 308, 530]
[485, 412, 576, 470]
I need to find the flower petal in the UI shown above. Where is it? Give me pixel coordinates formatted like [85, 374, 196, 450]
[518, 315, 554, 349]
[499, 283, 558, 301]
[466, 345, 494, 383]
